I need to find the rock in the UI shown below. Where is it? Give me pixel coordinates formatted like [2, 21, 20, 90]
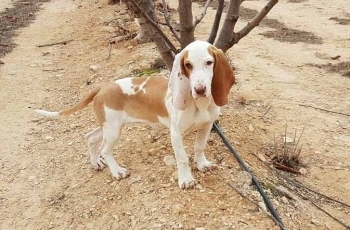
[248, 124, 254, 132]
[195, 227, 205, 230]
[163, 155, 176, 166]
[234, 171, 252, 186]
[299, 167, 307, 175]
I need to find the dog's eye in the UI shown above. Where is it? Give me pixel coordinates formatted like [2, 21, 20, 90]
[185, 63, 192, 69]
[206, 61, 213, 66]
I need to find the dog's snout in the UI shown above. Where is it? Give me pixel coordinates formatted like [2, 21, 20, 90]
[194, 85, 206, 95]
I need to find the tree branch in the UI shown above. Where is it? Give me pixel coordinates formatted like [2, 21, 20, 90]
[232, 0, 279, 45]
[193, 0, 212, 28]
[161, 0, 180, 42]
[178, 0, 195, 49]
[214, 0, 242, 51]
[129, 0, 178, 54]
[207, 0, 224, 44]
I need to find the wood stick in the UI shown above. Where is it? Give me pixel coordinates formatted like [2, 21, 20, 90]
[273, 162, 301, 174]
[37, 39, 73, 47]
[298, 104, 350, 117]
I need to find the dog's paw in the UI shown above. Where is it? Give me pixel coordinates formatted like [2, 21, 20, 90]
[91, 155, 107, 170]
[178, 175, 197, 189]
[196, 160, 217, 172]
[112, 167, 130, 181]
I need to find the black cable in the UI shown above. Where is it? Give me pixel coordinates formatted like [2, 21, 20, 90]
[213, 123, 286, 230]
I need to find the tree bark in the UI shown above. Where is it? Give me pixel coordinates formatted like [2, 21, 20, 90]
[178, 0, 195, 49]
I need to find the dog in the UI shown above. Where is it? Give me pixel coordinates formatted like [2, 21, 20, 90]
[35, 40, 235, 189]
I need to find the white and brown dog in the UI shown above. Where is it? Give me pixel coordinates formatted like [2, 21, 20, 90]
[35, 40, 235, 189]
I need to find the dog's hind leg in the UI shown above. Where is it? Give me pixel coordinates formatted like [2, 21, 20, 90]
[99, 109, 130, 180]
[85, 127, 106, 170]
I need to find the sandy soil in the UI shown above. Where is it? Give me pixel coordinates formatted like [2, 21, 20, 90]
[0, 0, 349, 229]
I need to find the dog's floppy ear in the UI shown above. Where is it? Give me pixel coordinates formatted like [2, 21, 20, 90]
[209, 46, 235, 106]
[168, 52, 191, 110]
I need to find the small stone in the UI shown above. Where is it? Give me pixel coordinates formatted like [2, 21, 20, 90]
[195, 227, 205, 230]
[163, 155, 176, 166]
[258, 202, 267, 212]
[45, 136, 54, 141]
[299, 167, 307, 175]
[281, 196, 289, 204]
[248, 124, 254, 132]
[128, 175, 141, 185]
[89, 65, 99, 72]
[172, 204, 183, 214]
[283, 136, 294, 143]
[195, 184, 203, 190]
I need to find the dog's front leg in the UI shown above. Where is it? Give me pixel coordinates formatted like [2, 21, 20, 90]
[194, 124, 217, 172]
[170, 126, 197, 189]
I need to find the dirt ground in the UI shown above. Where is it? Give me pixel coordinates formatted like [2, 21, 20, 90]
[0, 0, 349, 229]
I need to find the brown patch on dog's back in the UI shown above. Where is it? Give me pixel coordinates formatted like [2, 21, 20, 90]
[93, 76, 169, 126]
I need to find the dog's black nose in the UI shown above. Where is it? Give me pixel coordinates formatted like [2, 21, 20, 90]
[194, 85, 206, 95]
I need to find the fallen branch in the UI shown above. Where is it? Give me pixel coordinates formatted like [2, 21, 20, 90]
[193, 0, 212, 27]
[298, 104, 350, 117]
[0, 43, 10, 47]
[129, 0, 178, 54]
[37, 39, 73, 47]
[227, 183, 288, 230]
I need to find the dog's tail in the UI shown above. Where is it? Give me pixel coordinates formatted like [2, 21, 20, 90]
[35, 87, 101, 118]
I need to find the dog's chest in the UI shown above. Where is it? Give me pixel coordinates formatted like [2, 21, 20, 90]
[181, 101, 219, 133]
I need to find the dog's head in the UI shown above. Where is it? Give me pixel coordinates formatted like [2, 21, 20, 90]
[169, 40, 235, 110]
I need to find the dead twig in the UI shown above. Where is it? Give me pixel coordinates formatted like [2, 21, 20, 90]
[107, 41, 115, 59]
[298, 104, 350, 117]
[259, 105, 272, 119]
[37, 39, 73, 47]
[129, 0, 178, 54]
[312, 203, 350, 229]
[193, 0, 212, 27]
[0, 43, 10, 47]
[161, 0, 180, 42]
[227, 182, 288, 230]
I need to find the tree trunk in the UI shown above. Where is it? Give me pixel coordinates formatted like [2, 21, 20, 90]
[126, 0, 175, 69]
[214, 0, 241, 52]
[178, 0, 195, 49]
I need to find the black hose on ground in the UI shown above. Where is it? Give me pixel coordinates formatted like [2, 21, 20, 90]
[213, 123, 286, 230]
